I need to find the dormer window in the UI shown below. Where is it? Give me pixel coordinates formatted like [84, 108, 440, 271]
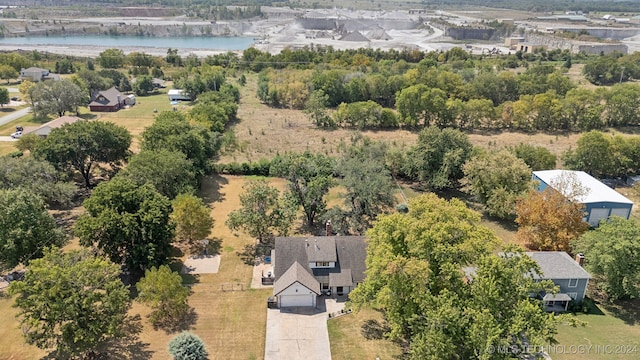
[315, 261, 330, 267]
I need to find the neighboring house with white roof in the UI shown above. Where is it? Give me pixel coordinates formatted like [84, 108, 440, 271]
[533, 170, 633, 227]
[526, 251, 592, 312]
[168, 89, 191, 101]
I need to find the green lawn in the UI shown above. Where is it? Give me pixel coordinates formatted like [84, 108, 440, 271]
[554, 299, 640, 359]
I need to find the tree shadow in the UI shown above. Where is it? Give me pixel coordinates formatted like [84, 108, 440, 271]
[200, 174, 227, 204]
[361, 319, 391, 340]
[78, 113, 98, 120]
[40, 315, 152, 360]
[167, 258, 200, 285]
[600, 298, 640, 325]
[152, 307, 199, 334]
[580, 297, 605, 316]
[237, 241, 273, 266]
[206, 237, 222, 255]
[0, 108, 15, 113]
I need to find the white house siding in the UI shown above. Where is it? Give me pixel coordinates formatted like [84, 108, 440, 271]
[277, 282, 316, 307]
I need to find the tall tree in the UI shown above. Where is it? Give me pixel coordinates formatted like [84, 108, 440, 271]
[573, 217, 640, 301]
[563, 130, 614, 178]
[75, 177, 174, 275]
[19, 79, 36, 114]
[30, 79, 87, 117]
[0, 188, 65, 270]
[75, 69, 113, 99]
[8, 247, 130, 358]
[171, 194, 213, 253]
[226, 179, 296, 244]
[133, 75, 155, 96]
[403, 126, 473, 190]
[0, 87, 9, 107]
[34, 121, 131, 188]
[516, 175, 589, 252]
[329, 137, 395, 235]
[136, 265, 190, 327]
[118, 149, 197, 199]
[304, 90, 333, 128]
[0, 64, 18, 83]
[0, 156, 76, 208]
[350, 195, 559, 359]
[98, 48, 126, 69]
[463, 149, 532, 219]
[270, 151, 335, 227]
[141, 111, 219, 174]
[510, 143, 557, 171]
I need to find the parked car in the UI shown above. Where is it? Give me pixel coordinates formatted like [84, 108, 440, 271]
[10, 131, 22, 139]
[10, 97, 18, 101]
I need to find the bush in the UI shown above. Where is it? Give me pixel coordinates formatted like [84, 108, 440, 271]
[214, 158, 274, 176]
[168, 331, 208, 360]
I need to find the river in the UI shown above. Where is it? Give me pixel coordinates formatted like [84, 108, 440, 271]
[0, 35, 255, 51]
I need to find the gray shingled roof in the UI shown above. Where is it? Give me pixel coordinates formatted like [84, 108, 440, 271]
[305, 237, 337, 262]
[273, 261, 320, 296]
[526, 252, 592, 280]
[329, 269, 353, 287]
[335, 236, 367, 283]
[89, 86, 121, 107]
[273, 236, 367, 289]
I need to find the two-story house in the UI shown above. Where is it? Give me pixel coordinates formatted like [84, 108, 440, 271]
[527, 251, 592, 312]
[19, 67, 60, 82]
[272, 229, 366, 308]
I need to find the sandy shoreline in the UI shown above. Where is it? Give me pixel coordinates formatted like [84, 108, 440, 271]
[0, 44, 235, 58]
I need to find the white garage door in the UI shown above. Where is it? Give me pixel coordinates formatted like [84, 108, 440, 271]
[610, 208, 630, 219]
[279, 294, 313, 307]
[588, 208, 610, 227]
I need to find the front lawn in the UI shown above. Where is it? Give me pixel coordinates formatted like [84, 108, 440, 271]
[328, 307, 402, 360]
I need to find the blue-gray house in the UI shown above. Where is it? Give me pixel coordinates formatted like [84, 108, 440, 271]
[532, 170, 633, 227]
[526, 251, 592, 312]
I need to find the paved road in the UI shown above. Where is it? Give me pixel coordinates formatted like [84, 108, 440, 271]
[0, 106, 31, 128]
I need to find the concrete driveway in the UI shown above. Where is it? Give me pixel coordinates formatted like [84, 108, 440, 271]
[265, 297, 345, 360]
[0, 136, 17, 142]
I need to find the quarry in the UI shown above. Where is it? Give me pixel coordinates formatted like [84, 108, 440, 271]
[1, 6, 640, 56]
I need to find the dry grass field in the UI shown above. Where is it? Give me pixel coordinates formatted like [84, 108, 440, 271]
[223, 73, 582, 165]
[328, 307, 402, 360]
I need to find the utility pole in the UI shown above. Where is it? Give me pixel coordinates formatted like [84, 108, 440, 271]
[620, 66, 625, 84]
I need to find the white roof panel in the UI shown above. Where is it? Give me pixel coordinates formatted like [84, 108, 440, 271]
[533, 170, 633, 205]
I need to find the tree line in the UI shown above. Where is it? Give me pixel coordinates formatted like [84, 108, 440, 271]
[257, 58, 640, 132]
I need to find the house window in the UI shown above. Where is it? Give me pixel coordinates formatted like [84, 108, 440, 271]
[568, 278, 578, 288]
[315, 262, 330, 267]
[321, 283, 329, 290]
[568, 292, 578, 300]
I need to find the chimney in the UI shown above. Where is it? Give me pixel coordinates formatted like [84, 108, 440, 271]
[305, 239, 309, 247]
[325, 220, 332, 236]
[575, 253, 585, 267]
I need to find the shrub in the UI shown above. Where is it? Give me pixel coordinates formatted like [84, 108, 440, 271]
[168, 331, 208, 360]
